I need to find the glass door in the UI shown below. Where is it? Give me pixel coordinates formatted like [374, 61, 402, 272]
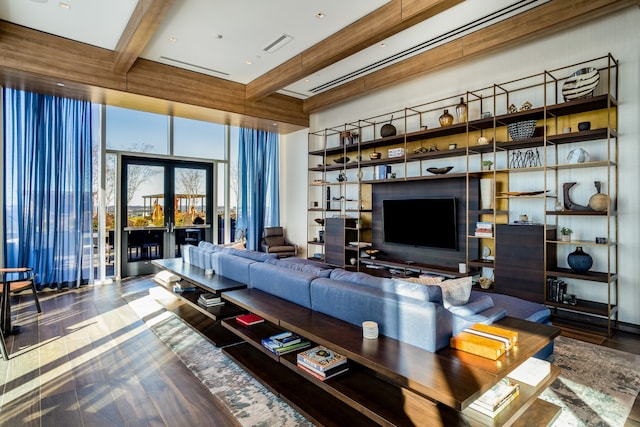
[121, 156, 213, 276]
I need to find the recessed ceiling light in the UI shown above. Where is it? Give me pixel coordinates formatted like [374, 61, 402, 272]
[379, 43, 386, 48]
[272, 122, 278, 126]
[169, 36, 177, 43]
[58, 2, 70, 9]
[315, 13, 325, 19]
[56, 82, 65, 87]
[245, 60, 252, 65]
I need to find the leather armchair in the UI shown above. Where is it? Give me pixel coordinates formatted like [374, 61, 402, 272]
[261, 227, 297, 258]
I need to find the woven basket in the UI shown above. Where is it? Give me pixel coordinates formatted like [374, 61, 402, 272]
[507, 120, 537, 140]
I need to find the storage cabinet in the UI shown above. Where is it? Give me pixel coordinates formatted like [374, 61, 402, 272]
[324, 218, 358, 268]
[495, 224, 557, 304]
[307, 54, 619, 335]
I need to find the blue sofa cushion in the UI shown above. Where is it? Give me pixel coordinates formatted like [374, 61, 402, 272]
[212, 252, 254, 284]
[389, 279, 443, 305]
[198, 241, 216, 251]
[225, 248, 277, 262]
[249, 262, 313, 308]
[482, 292, 551, 323]
[310, 278, 453, 352]
[266, 258, 333, 278]
[329, 269, 393, 289]
[447, 294, 494, 317]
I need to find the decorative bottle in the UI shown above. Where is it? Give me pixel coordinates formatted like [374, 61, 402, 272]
[567, 246, 593, 273]
[439, 109, 453, 127]
[455, 97, 467, 123]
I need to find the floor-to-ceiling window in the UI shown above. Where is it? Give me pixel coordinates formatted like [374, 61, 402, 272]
[92, 105, 236, 279]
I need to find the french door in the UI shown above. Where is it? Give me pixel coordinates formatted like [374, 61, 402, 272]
[121, 156, 213, 276]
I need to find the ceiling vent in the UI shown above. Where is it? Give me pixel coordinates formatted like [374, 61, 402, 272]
[309, 0, 547, 93]
[160, 56, 230, 76]
[263, 34, 294, 54]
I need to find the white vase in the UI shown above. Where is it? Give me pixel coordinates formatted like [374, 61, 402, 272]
[480, 178, 494, 210]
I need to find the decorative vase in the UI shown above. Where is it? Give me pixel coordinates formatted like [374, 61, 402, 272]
[439, 109, 453, 127]
[455, 97, 467, 123]
[567, 246, 593, 273]
[588, 181, 610, 212]
[480, 178, 494, 210]
[561, 234, 571, 242]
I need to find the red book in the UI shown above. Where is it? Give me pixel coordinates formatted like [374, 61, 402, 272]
[235, 313, 264, 326]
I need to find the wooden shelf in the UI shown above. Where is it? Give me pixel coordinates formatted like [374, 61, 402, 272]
[546, 267, 617, 283]
[547, 298, 618, 318]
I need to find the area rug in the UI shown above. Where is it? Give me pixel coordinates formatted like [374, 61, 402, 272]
[541, 336, 640, 426]
[124, 283, 639, 427]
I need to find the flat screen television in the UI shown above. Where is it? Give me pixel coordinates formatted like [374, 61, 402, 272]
[382, 198, 458, 250]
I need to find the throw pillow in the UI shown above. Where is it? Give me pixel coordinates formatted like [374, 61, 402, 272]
[230, 241, 246, 250]
[437, 276, 472, 308]
[399, 276, 443, 285]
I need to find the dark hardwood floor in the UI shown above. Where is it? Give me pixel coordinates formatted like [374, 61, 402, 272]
[0, 279, 239, 427]
[1, 278, 639, 426]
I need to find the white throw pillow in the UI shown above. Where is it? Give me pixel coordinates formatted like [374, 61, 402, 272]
[437, 276, 472, 308]
[400, 276, 443, 285]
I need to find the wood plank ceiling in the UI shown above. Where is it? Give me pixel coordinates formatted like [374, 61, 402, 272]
[0, 0, 635, 133]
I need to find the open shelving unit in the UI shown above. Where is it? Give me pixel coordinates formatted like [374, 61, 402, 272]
[308, 54, 619, 336]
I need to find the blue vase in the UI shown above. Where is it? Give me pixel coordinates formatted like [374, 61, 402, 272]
[567, 246, 593, 273]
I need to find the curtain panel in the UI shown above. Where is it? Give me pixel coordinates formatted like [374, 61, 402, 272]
[2, 88, 93, 289]
[237, 129, 280, 251]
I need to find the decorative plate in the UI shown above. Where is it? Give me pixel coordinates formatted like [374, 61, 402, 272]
[500, 190, 548, 196]
[562, 67, 600, 101]
[426, 166, 454, 175]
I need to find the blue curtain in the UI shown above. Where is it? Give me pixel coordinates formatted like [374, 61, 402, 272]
[2, 88, 93, 289]
[237, 129, 280, 251]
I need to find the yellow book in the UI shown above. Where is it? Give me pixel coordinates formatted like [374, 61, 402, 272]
[450, 331, 505, 360]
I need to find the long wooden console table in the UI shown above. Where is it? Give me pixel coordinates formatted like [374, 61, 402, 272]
[151, 258, 247, 346]
[222, 288, 562, 427]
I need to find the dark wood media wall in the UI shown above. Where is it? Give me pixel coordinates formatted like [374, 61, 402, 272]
[372, 177, 479, 270]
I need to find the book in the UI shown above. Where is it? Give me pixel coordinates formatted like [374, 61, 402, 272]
[450, 331, 505, 360]
[470, 378, 519, 412]
[268, 331, 303, 347]
[261, 338, 311, 355]
[297, 358, 350, 378]
[296, 345, 348, 371]
[469, 388, 519, 417]
[297, 361, 349, 381]
[173, 283, 196, 293]
[198, 292, 220, 302]
[508, 357, 551, 386]
[463, 324, 518, 351]
[235, 313, 264, 326]
[198, 299, 224, 308]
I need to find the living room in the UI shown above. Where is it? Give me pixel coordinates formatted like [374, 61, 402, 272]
[1, 1, 639, 426]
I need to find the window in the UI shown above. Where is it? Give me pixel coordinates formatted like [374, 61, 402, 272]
[174, 116, 225, 159]
[105, 106, 169, 154]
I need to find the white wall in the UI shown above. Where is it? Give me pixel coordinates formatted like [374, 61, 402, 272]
[281, 7, 640, 325]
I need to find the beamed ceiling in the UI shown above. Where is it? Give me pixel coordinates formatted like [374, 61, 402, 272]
[0, 0, 635, 134]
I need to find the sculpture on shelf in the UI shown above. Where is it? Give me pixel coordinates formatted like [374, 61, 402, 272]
[588, 181, 610, 212]
[562, 182, 592, 211]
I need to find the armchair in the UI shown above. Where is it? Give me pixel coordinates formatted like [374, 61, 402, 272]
[261, 227, 297, 258]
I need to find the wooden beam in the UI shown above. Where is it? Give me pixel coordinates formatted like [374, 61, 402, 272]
[113, 0, 176, 75]
[245, 0, 464, 102]
[0, 22, 308, 133]
[303, 0, 638, 113]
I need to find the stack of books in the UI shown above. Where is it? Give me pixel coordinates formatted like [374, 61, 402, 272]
[261, 331, 311, 356]
[172, 282, 196, 293]
[197, 293, 224, 307]
[475, 222, 494, 237]
[296, 345, 349, 381]
[469, 378, 520, 417]
[546, 278, 567, 303]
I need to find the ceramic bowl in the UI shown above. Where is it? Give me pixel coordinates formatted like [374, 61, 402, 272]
[426, 166, 453, 175]
[333, 156, 350, 164]
[369, 152, 381, 160]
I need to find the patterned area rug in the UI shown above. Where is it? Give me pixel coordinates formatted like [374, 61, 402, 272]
[542, 336, 640, 426]
[125, 284, 639, 427]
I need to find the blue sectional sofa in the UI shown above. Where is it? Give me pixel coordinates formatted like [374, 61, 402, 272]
[182, 242, 553, 357]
